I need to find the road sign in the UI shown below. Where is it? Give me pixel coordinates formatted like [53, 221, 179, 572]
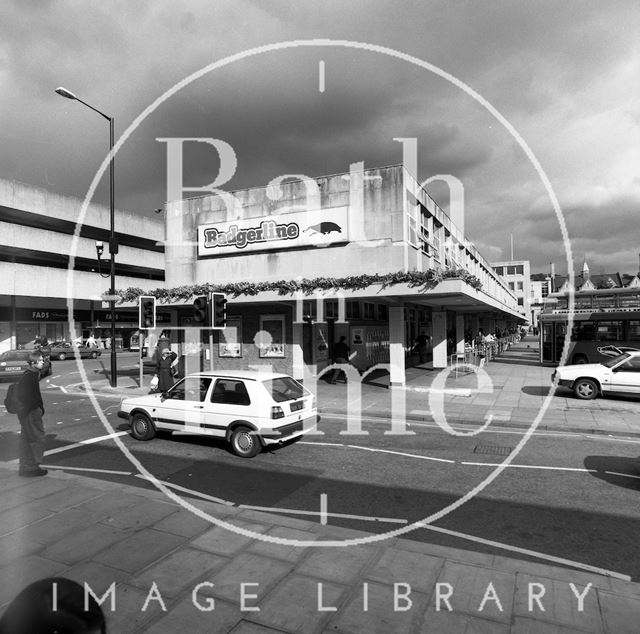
[101, 294, 120, 302]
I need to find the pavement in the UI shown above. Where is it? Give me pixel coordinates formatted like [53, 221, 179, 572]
[2, 336, 639, 632]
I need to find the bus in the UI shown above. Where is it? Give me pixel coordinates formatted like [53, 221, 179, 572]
[539, 287, 640, 365]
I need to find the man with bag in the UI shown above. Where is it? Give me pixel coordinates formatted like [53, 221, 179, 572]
[16, 351, 48, 477]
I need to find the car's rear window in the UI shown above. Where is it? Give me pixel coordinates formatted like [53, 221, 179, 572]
[262, 377, 307, 402]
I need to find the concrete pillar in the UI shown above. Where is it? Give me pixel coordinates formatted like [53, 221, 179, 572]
[432, 310, 447, 368]
[389, 306, 406, 386]
[456, 313, 465, 355]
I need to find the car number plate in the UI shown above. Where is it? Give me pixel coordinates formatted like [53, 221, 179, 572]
[4, 367, 21, 372]
[290, 400, 304, 412]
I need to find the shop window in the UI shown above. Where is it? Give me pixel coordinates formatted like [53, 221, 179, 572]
[324, 300, 338, 319]
[378, 304, 388, 321]
[302, 301, 317, 320]
[364, 303, 376, 319]
[259, 315, 285, 358]
[346, 301, 360, 319]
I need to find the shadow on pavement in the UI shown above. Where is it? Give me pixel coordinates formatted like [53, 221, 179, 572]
[584, 455, 640, 491]
[521, 386, 560, 397]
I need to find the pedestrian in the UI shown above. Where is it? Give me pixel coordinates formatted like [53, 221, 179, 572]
[330, 336, 351, 384]
[413, 333, 429, 363]
[86, 332, 97, 349]
[155, 347, 178, 392]
[16, 350, 47, 477]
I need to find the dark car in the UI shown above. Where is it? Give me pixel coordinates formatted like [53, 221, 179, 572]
[49, 341, 101, 361]
[0, 350, 52, 380]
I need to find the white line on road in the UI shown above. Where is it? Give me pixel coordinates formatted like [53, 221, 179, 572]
[6, 431, 130, 464]
[347, 444, 455, 463]
[418, 523, 631, 581]
[43, 465, 132, 476]
[134, 474, 235, 505]
[239, 503, 408, 525]
[461, 461, 597, 473]
[604, 470, 640, 480]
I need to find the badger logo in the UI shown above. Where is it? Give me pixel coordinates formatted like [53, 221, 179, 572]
[304, 222, 342, 235]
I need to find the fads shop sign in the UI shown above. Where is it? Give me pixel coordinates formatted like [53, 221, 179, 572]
[197, 206, 348, 257]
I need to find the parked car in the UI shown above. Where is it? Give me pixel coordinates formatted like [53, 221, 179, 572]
[0, 349, 52, 380]
[118, 370, 319, 457]
[49, 341, 101, 360]
[552, 351, 640, 400]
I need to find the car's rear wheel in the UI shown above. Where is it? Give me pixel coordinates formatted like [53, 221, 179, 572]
[58, 352, 66, 361]
[130, 412, 156, 441]
[229, 426, 261, 458]
[573, 378, 598, 400]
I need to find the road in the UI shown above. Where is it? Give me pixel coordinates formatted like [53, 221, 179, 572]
[2, 355, 640, 582]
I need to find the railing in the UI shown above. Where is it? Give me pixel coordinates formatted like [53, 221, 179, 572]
[453, 334, 520, 367]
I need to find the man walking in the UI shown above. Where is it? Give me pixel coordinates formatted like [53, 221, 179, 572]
[17, 351, 47, 477]
[330, 336, 351, 384]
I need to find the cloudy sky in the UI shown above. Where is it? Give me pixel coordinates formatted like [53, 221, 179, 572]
[1, 0, 638, 275]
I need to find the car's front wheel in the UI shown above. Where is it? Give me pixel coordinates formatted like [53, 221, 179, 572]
[90, 351, 98, 359]
[229, 426, 261, 458]
[130, 412, 156, 441]
[57, 352, 67, 361]
[573, 378, 598, 400]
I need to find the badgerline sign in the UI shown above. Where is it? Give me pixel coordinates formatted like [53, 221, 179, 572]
[197, 207, 348, 258]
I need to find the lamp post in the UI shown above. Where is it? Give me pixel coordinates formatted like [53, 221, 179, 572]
[55, 87, 118, 387]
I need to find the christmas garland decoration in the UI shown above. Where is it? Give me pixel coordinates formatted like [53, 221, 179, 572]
[117, 267, 482, 304]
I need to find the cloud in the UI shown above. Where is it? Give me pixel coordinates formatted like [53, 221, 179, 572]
[0, 0, 637, 277]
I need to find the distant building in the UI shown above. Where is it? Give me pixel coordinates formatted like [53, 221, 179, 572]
[0, 179, 164, 352]
[491, 260, 531, 324]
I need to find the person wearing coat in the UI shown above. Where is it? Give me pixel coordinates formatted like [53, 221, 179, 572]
[155, 348, 178, 392]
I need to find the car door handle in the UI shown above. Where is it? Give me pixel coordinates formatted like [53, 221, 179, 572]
[194, 405, 204, 409]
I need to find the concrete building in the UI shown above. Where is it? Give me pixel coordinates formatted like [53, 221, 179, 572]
[143, 164, 523, 386]
[0, 179, 164, 352]
[491, 260, 531, 324]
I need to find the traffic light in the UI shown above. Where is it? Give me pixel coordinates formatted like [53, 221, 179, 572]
[212, 292, 227, 329]
[139, 296, 156, 329]
[192, 295, 209, 325]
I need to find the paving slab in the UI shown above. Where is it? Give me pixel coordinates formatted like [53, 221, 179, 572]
[329, 579, 430, 634]
[251, 573, 346, 633]
[92, 528, 187, 574]
[513, 573, 603, 632]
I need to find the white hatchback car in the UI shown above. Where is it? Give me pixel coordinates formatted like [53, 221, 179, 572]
[552, 351, 640, 400]
[118, 370, 318, 457]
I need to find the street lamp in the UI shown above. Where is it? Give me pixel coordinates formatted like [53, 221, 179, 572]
[55, 86, 118, 387]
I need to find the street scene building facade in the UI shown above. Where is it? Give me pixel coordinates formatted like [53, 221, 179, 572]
[139, 163, 524, 385]
[0, 179, 164, 352]
[491, 259, 531, 324]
